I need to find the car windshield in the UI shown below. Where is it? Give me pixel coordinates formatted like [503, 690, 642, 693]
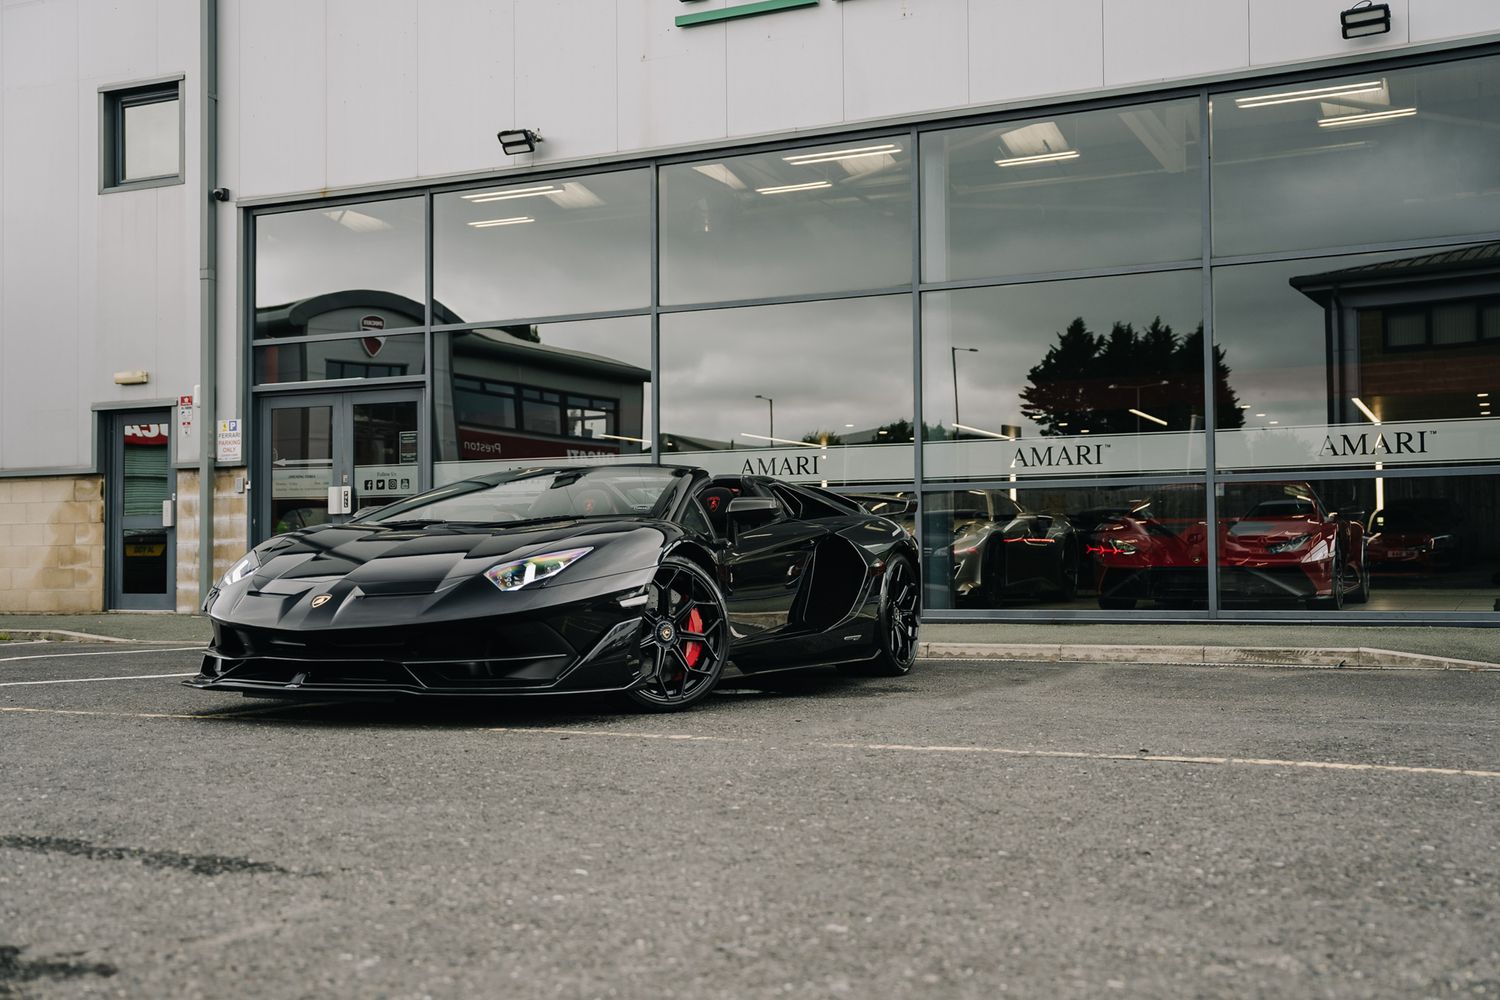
[361, 466, 684, 525]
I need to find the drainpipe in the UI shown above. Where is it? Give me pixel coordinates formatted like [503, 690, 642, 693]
[197, 0, 218, 605]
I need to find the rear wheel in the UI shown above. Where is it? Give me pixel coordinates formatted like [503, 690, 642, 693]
[626, 558, 728, 711]
[1347, 543, 1370, 605]
[841, 554, 919, 677]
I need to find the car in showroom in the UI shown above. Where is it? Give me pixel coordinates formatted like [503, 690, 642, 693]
[1092, 482, 1368, 609]
[1365, 499, 1469, 576]
[190, 464, 920, 711]
[926, 490, 1079, 605]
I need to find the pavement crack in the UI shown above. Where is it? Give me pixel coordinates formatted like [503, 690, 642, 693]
[0, 835, 318, 878]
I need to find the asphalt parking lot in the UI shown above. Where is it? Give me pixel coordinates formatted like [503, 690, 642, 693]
[2, 642, 1498, 999]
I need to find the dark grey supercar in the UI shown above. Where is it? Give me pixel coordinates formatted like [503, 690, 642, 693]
[190, 464, 920, 711]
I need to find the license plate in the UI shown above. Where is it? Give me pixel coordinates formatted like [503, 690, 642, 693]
[126, 544, 165, 557]
[1386, 548, 1415, 558]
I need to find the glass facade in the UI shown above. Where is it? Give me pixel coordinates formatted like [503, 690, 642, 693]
[248, 50, 1500, 621]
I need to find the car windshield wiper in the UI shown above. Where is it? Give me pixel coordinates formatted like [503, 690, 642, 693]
[371, 518, 449, 529]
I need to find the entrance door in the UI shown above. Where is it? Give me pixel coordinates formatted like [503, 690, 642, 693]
[108, 411, 176, 610]
[256, 390, 426, 541]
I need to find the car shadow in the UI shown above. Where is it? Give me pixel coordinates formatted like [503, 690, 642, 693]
[191, 665, 906, 729]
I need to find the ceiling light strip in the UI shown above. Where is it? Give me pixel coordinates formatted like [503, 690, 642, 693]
[994, 150, 1080, 168]
[784, 144, 901, 165]
[1234, 81, 1384, 108]
[755, 180, 833, 195]
[461, 186, 560, 203]
[468, 216, 534, 228]
[1317, 107, 1416, 128]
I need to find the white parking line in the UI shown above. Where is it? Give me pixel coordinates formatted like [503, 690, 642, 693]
[0, 672, 198, 688]
[485, 726, 1500, 780]
[0, 645, 203, 665]
[4, 707, 1495, 780]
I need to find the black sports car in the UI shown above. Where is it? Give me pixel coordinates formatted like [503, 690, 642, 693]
[191, 464, 920, 711]
[928, 490, 1079, 605]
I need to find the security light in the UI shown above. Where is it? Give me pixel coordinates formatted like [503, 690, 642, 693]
[497, 128, 542, 155]
[1340, 2, 1390, 39]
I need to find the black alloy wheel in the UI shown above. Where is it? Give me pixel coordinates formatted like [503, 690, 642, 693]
[1347, 542, 1371, 604]
[843, 554, 920, 677]
[1319, 544, 1346, 611]
[627, 557, 729, 711]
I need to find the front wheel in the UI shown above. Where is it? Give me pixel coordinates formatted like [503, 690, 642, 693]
[842, 554, 920, 677]
[626, 558, 729, 711]
[1317, 545, 1346, 610]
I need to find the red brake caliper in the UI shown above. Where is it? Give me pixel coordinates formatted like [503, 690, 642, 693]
[682, 608, 704, 669]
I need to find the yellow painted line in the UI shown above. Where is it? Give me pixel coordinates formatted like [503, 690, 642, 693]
[0, 672, 197, 688]
[487, 726, 1500, 780]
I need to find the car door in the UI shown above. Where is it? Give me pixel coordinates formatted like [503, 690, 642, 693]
[720, 483, 826, 643]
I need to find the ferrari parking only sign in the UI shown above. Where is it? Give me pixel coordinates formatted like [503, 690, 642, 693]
[216, 419, 243, 464]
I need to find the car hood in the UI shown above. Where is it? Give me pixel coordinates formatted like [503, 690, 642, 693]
[243, 517, 671, 597]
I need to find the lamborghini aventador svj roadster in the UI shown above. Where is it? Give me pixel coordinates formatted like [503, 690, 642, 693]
[191, 464, 921, 711]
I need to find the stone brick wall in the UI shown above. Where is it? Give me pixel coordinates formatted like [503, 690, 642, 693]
[175, 468, 249, 613]
[0, 476, 105, 612]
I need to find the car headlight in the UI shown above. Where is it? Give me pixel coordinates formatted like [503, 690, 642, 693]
[218, 550, 260, 588]
[484, 547, 593, 591]
[1107, 538, 1138, 555]
[1267, 533, 1312, 554]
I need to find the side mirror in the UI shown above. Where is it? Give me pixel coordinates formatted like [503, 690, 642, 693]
[727, 496, 780, 533]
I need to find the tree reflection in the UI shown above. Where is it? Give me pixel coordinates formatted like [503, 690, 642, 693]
[1019, 317, 1242, 435]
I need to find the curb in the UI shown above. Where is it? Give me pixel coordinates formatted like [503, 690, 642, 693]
[0, 629, 203, 645]
[920, 642, 1500, 672]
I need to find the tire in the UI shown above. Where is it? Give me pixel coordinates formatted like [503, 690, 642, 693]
[626, 557, 729, 712]
[841, 554, 919, 677]
[1347, 543, 1370, 605]
[1317, 545, 1346, 610]
[1056, 550, 1079, 601]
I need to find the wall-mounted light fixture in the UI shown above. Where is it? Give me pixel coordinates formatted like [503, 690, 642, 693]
[1340, 2, 1391, 38]
[113, 370, 150, 385]
[496, 128, 542, 155]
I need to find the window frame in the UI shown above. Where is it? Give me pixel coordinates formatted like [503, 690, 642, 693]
[99, 75, 185, 194]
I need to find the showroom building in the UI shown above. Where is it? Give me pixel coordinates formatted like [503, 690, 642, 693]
[1, 0, 1498, 622]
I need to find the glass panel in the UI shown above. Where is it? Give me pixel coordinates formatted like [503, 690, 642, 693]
[433, 317, 651, 485]
[1217, 475, 1498, 614]
[121, 420, 171, 595]
[1212, 57, 1500, 256]
[659, 297, 913, 485]
[922, 99, 1200, 282]
[254, 333, 425, 385]
[1213, 247, 1500, 474]
[255, 198, 425, 336]
[921, 483, 1209, 611]
[433, 169, 649, 323]
[352, 400, 421, 514]
[922, 271, 1206, 481]
[660, 136, 912, 304]
[122, 98, 178, 180]
[269, 406, 333, 534]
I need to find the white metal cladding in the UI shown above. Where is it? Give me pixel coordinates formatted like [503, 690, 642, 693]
[226, 0, 1500, 200]
[5, 0, 1500, 474]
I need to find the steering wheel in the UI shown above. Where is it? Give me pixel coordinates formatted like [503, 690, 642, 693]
[573, 489, 615, 517]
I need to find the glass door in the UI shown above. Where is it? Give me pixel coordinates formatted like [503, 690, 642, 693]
[256, 390, 426, 541]
[109, 411, 176, 610]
